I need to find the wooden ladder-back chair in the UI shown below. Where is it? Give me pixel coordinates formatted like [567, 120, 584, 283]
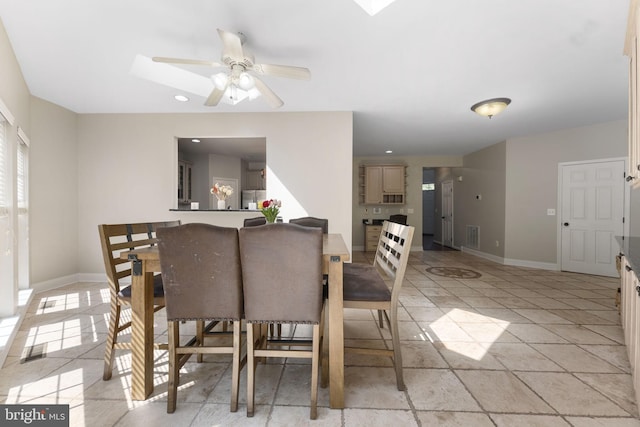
[239, 223, 325, 419]
[157, 223, 244, 413]
[98, 220, 180, 381]
[342, 220, 414, 390]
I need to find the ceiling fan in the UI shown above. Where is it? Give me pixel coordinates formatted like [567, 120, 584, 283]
[131, 28, 310, 108]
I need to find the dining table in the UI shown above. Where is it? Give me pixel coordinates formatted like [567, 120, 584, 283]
[121, 232, 350, 409]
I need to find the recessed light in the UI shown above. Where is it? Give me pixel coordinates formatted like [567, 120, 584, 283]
[191, 139, 200, 143]
[385, 150, 393, 154]
[174, 95, 189, 102]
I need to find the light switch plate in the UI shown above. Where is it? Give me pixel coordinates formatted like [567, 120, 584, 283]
[547, 208, 556, 216]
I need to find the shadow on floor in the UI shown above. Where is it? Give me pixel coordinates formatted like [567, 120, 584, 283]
[423, 234, 457, 251]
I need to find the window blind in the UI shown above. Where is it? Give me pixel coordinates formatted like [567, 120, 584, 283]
[0, 115, 7, 217]
[17, 135, 27, 213]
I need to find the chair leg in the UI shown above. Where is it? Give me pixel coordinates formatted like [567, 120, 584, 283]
[102, 301, 120, 380]
[320, 302, 330, 388]
[247, 323, 263, 417]
[388, 308, 406, 391]
[167, 321, 180, 413]
[310, 323, 320, 420]
[196, 320, 204, 363]
[230, 320, 241, 412]
[378, 309, 384, 328]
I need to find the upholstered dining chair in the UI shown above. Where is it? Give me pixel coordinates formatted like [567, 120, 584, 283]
[289, 216, 329, 233]
[157, 223, 244, 413]
[342, 220, 414, 390]
[98, 221, 180, 381]
[243, 216, 267, 227]
[239, 223, 325, 419]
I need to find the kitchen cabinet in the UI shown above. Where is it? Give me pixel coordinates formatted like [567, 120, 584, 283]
[364, 224, 382, 251]
[619, 241, 640, 415]
[245, 169, 265, 190]
[360, 165, 406, 205]
[178, 160, 192, 203]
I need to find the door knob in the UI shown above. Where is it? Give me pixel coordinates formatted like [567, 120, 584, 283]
[563, 222, 570, 226]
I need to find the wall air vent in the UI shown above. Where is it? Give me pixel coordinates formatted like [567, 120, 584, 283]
[466, 225, 480, 249]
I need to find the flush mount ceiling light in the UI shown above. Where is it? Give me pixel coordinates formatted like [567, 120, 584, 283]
[470, 97, 511, 119]
[353, 0, 397, 15]
[174, 94, 189, 102]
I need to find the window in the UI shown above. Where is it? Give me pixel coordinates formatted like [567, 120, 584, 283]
[17, 128, 29, 289]
[422, 183, 435, 191]
[0, 113, 12, 295]
[0, 114, 6, 218]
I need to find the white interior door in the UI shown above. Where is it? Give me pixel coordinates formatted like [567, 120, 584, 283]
[560, 159, 625, 277]
[441, 180, 454, 248]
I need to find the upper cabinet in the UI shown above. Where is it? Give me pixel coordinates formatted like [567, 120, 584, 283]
[178, 160, 193, 204]
[359, 165, 406, 205]
[245, 169, 266, 190]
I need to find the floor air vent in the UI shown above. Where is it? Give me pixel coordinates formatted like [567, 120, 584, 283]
[466, 225, 480, 249]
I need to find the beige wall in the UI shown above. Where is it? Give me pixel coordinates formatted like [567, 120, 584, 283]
[454, 142, 507, 257]
[504, 120, 628, 266]
[76, 112, 353, 276]
[30, 98, 78, 284]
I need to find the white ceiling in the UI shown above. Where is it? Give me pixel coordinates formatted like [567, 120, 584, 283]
[0, 0, 630, 157]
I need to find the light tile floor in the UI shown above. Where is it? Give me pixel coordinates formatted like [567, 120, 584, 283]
[1, 250, 639, 426]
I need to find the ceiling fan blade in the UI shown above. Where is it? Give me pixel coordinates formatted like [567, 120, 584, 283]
[152, 56, 222, 68]
[252, 63, 311, 80]
[204, 84, 227, 106]
[130, 54, 213, 97]
[217, 28, 244, 61]
[253, 76, 284, 108]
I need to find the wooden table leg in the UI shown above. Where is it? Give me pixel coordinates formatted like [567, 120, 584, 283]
[328, 256, 344, 409]
[130, 264, 154, 400]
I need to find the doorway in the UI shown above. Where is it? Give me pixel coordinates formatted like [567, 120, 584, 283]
[422, 168, 436, 249]
[559, 158, 626, 277]
[441, 180, 454, 249]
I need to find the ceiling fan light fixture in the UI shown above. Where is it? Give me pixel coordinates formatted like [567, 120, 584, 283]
[212, 72, 228, 90]
[238, 72, 255, 90]
[471, 97, 511, 119]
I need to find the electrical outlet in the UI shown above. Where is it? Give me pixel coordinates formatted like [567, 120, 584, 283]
[496, 240, 500, 247]
[372, 207, 381, 214]
[407, 208, 414, 214]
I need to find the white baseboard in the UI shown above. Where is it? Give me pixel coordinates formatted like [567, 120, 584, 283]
[461, 246, 559, 271]
[503, 257, 559, 271]
[30, 274, 82, 293]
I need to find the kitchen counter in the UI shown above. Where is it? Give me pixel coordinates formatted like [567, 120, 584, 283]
[170, 209, 260, 212]
[617, 236, 640, 273]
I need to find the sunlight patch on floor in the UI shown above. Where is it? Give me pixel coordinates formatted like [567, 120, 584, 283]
[430, 308, 510, 361]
